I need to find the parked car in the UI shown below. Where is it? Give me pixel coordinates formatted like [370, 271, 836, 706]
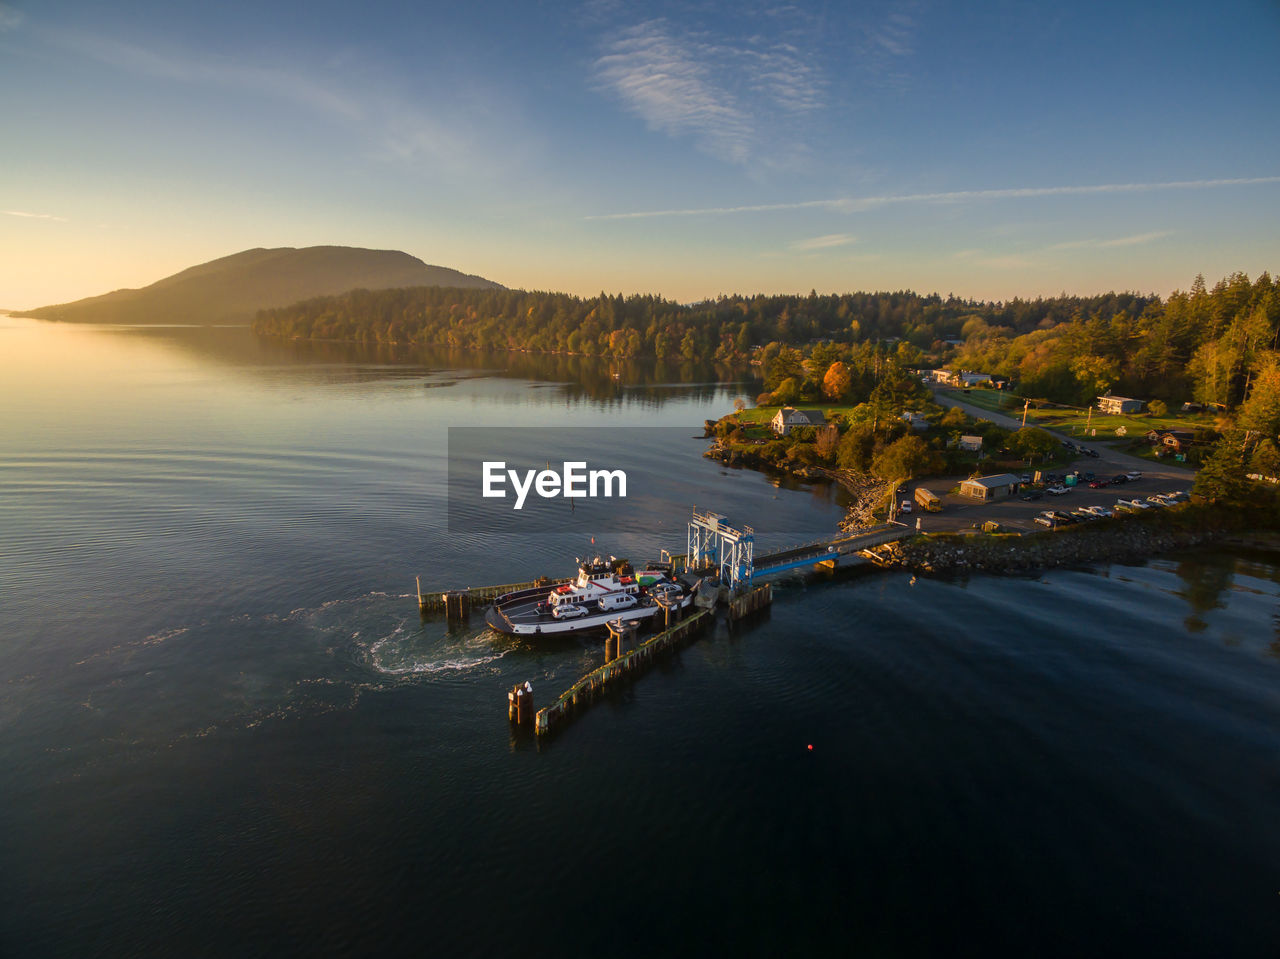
[1126, 470, 1143, 481]
[1046, 484, 1070, 496]
[1034, 515, 1057, 528]
[1166, 491, 1190, 502]
[1084, 505, 1114, 518]
[1071, 508, 1097, 521]
[1115, 499, 1150, 513]
[1081, 471, 1095, 481]
[1111, 474, 1128, 484]
[900, 499, 913, 514]
[1019, 473, 1033, 483]
[1082, 448, 1100, 458]
[1020, 490, 1044, 501]
[1088, 479, 1110, 489]
[552, 603, 588, 620]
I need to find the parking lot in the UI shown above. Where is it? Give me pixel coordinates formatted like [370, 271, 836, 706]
[906, 391, 1198, 534]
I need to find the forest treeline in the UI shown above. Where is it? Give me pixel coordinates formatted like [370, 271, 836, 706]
[252, 284, 1153, 367]
[252, 271, 1278, 411]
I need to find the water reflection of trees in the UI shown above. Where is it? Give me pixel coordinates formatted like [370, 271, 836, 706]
[125, 326, 760, 407]
[1172, 552, 1236, 633]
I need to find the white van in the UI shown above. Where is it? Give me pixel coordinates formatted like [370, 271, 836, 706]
[598, 593, 638, 611]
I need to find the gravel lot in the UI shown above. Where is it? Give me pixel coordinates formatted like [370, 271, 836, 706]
[909, 391, 1197, 534]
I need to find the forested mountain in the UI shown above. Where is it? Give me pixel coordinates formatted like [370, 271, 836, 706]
[17, 246, 501, 325]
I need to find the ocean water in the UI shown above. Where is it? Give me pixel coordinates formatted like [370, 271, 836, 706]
[1, 318, 1278, 957]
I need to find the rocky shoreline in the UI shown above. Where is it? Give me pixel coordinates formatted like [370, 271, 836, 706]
[869, 510, 1266, 574]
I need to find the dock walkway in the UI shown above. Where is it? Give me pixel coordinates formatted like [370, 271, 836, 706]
[751, 523, 912, 577]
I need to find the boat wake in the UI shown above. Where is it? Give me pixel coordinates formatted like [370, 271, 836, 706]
[43, 591, 513, 764]
[361, 622, 509, 676]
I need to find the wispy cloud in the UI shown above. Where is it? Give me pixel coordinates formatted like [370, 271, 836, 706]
[869, 7, 916, 57]
[0, 3, 22, 32]
[591, 16, 825, 165]
[594, 20, 753, 164]
[37, 28, 514, 180]
[49, 31, 362, 121]
[587, 176, 1280, 220]
[4, 210, 67, 222]
[1098, 230, 1171, 248]
[791, 233, 856, 251]
[1049, 230, 1173, 250]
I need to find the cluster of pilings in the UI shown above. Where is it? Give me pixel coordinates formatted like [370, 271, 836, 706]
[533, 609, 711, 737]
[442, 591, 470, 621]
[727, 583, 772, 621]
[508, 681, 534, 726]
[604, 618, 639, 662]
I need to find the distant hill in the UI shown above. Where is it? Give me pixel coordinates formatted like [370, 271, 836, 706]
[15, 246, 502, 325]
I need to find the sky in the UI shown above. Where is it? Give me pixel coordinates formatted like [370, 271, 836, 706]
[2, 0, 1279, 308]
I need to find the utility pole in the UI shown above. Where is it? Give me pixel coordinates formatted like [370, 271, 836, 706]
[1086, 405, 1093, 432]
[1021, 400, 1030, 428]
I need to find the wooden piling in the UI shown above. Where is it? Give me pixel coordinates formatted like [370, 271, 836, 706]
[508, 681, 534, 726]
[443, 590, 470, 621]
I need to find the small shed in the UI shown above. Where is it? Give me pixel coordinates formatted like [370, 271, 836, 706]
[957, 434, 983, 452]
[959, 473, 1022, 501]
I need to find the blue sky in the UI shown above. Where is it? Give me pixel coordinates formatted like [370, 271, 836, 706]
[2, 0, 1278, 307]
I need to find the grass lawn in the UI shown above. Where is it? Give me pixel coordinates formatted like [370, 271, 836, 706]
[936, 389, 1214, 439]
[724, 403, 865, 427]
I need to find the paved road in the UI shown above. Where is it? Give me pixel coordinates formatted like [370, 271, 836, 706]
[915, 390, 1196, 534]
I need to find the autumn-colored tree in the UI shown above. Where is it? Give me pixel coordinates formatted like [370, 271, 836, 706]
[822, 361, 852, 401]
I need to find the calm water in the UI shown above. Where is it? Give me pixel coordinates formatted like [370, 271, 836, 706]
[2, 318, 1278, 957]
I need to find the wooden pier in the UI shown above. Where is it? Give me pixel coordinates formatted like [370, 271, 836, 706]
[534, 610, 711, 737]
[416, 575, 568, 615]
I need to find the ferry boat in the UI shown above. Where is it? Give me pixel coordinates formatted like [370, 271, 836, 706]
[484, 556, 699, 635]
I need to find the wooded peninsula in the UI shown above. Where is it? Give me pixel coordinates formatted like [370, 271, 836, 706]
[253, 271, 1277, 412]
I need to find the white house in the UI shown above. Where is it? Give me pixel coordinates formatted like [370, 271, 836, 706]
[770, 407, 827, 436]
[957, 434, 983, 452]
[900, 411, 930, 431]
[1097, 395, 1145, 415]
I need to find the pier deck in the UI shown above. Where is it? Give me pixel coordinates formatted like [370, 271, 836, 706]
[750, 523, 912, 577]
